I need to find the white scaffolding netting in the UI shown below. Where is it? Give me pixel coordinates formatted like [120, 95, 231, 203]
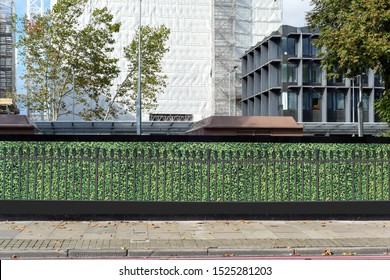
[51, 0, 282, 121]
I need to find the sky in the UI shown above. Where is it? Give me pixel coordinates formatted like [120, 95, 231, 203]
[283, 0, 313, 26]
[13, 0, 313, 106]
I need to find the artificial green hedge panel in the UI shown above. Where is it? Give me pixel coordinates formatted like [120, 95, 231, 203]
[1, 141, 389, 202]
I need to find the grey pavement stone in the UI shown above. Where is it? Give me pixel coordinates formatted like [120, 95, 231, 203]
[13, 222, 58, 240]
[210, 232, 246, 239]
[301, 229, 343, 239]
[148, 231, 182, 240]
[241, 229, 279, 239]
[180, 230, 214, 240]
[0, 230, 22, 239]
[49, 222, 88, 239]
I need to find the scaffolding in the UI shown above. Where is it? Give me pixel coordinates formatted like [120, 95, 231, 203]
[27, 0, 44, 19]
[213, 0, 283, 117]
[213, 0, 236, 116]
[0, 0, 15, 100]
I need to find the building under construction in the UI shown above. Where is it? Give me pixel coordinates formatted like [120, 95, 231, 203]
[0, 0, 16, 114]
[50, 0, 283, 122]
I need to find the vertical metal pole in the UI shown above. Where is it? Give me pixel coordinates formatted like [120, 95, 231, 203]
[136, 0, 142, 135]
[358, 74, 364, 137]
[228, 69, 231, 116]
[72, 64, 75, 121]
[352, 78, 355, 122]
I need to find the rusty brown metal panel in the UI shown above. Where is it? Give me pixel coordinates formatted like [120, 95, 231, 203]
[187, 116, 303, 136]
[0, 115, 36, 134]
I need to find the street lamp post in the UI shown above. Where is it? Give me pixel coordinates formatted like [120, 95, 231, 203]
[358, 73, 364, 137]
[71, 63, 75, 121]
[228, 66, 238, 116]
[136, 0, 142, 135]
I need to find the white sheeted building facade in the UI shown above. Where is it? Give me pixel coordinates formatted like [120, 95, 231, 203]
[51, 0, 282, 121]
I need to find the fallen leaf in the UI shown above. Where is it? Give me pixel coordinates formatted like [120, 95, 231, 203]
[10, 225, 26, 231]
[322, 249, 333, 256]
[342, 252, 357, 256]
[223, 254, 235, 257]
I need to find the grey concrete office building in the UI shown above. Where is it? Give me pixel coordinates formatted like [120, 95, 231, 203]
[241, 25, 385, 129]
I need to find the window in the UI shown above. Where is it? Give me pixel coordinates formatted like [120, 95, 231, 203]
[303, 63, 322, 85]
[374, 72, 382, 87]
[311, 36, 318, 57]
[361, 68, 369, 85]
[336, 92, 345, 110]
[362, 92, 369, 111]
[281, 91, 298, 110]
[302, 36, 318, 57]
[312, 64, 322, 84]
[312, 91, 321, 110]
[287, 64, 297, 83]
[287, 37, 296, 55]
[302, 37, 310, 57]
[282, 64, 298, 83]
[328, 91, 345, 110]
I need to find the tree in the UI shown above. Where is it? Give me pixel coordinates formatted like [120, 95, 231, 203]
[306, 0, 390, 121]
[108, 25, 170, 119]
[16, 0, 121, 121]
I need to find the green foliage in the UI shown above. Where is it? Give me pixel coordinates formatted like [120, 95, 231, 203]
[1, 141, 389, 203]
[306, 0, 390, 115]
[113, 25, 171, 115]
[16, 0, 120, 121]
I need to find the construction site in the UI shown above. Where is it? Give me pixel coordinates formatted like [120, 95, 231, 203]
[47, 0, 283, 122]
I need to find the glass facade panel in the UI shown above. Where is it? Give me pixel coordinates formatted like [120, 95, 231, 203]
[288, 64, 297, 83]
[312, 63, 322, 84]
[303, 63, 309, 84]
[282, 91, 297, 110]
[336, 92, 345, 110]
[287, 37, 296, 55]
[302, 37, 310, 57]
[362, 92, 369, 111]
[374, 72, 382, 87]
[327, 91, 346, 122]
[303, 63, 322, 85]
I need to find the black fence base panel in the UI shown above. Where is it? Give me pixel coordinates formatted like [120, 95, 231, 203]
[0, 201, 390, 217]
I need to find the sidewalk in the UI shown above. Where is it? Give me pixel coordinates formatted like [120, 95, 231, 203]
[1, 220, 390, 259]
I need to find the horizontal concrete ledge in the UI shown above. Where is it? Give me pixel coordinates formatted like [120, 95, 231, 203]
[68, 249, 127, 258]
[294, 247, 390, 256]
[149, 249, 208, 258]
[0, 250, 68, 259]
[207, 248, 294, 257]
[1, 247, 389, 259]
